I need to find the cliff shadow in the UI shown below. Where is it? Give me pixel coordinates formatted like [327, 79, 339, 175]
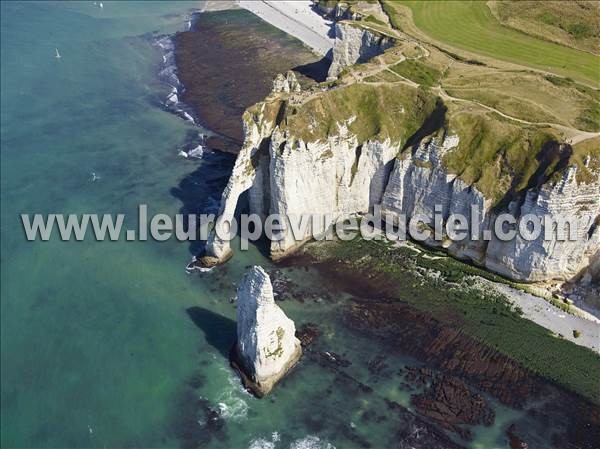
[402, 98, 447, 153]
[494, 140, 571, 212]
[186, 306, 236, 359]
[293, 54, 332, 83]
[230, 189, 273, 260]
[170, 149, 236, 256]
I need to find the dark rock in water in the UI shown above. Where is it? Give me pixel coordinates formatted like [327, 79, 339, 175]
[411, 374, 495, 441]
[367, 354, 389, 376]
[174, 10, 323, 154]
[268, 269, 299, 301]
[386, 400, 468, 449]
[343, 300, 540, 409]
[171, 390, 226, 449]
[319, 351, 352, 368]
[187, 372, 206, 389]
[296, 322, 320, 348]
[360, 410, 387, 424]
[506, 424, 528, 449]
[548, 396, 600, 449]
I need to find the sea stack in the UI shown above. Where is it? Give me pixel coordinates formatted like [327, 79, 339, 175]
[231, 266, 302, 397]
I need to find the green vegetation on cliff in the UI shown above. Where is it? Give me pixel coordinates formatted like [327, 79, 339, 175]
[390, 58, 441, 88]
[442, 109, 561, 206]
[443, 67, 600, 132]
[280, 83, 438, 145]
[572, 136, 600, 184]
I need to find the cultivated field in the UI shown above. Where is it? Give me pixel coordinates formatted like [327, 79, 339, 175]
[385, 1, 599, 85]
[489, 1, 600, 55]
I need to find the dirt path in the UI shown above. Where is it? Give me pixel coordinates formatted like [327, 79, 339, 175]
[434, 86, 600, 144]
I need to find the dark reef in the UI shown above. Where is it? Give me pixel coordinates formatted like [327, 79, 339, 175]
[174, 10, 326, 154]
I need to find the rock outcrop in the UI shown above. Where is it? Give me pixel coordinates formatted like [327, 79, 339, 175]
[411, 374, 495, 441]
[272, 71, 301, 94]
[231, 266, 302, 397]
[327, 22, 395, 79]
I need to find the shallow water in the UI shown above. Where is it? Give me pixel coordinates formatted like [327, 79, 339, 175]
[1, 2, 563, 449]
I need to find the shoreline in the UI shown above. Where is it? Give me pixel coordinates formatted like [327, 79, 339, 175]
[238, 0, 334, 56]
[171, 7, 327, 154]
[479, 278, 599, 352]
[297, 237, 600, 404]
[168, 0, 600, 352]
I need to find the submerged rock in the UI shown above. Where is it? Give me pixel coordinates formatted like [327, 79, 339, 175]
[230, 266, 302, 397]
[411, 374, 495, 441]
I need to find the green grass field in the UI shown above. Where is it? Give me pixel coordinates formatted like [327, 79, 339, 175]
[390, 1, 599, 85]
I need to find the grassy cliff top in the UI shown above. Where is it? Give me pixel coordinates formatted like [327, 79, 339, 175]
[441, 107, 563, 205]
[572, 136, 600, 184]
[489, 1, 600, 55]
[247, 79, 596, 206]
[241, 0, 599, 205]
[441, 105, 600, 205]
[276, 83, 438, 146]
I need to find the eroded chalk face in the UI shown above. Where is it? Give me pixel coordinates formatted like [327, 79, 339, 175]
[233, 266, 302, 396]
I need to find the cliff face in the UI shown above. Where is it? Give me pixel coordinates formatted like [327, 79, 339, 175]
[484, 164, 600, 282]
[327, 22, 395, 79]
[202, 17, 600, 283]
[265, 128, 398, 259]
[204, 74, 599, 282]
[382, 135, 600, 282]
[233, 266, 301, 397]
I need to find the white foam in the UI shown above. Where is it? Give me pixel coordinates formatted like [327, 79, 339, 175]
[214, 367, 249, 421]
[188, 144, 204, 158]
[248, 439, 276, 449]
[289, 436, 336, 449]
[247, 432, 282, 449]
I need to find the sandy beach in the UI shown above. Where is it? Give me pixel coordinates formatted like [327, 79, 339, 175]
[238, 0, 334, 56]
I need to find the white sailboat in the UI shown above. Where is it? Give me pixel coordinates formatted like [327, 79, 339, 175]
[55, 48, 61, 59]
[99, 2, 103, 8]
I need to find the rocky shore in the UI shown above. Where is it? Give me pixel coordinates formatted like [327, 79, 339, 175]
[171, 3, 600, 447]
[174, 9, 325, 153]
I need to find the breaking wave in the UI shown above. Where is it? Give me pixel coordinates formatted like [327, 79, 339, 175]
[289, 436, 336, 449]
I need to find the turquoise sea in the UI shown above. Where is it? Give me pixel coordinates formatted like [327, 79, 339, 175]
[1, 2, 555, 448]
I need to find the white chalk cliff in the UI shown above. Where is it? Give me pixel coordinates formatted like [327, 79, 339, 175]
[328, 21, 395, 79]
[202, 20, 599, 284]
[233, 266, 301, 397]
[204, 79, 599, 282]
[272, 71, 302, 94]
[381, 136, 600, 282]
